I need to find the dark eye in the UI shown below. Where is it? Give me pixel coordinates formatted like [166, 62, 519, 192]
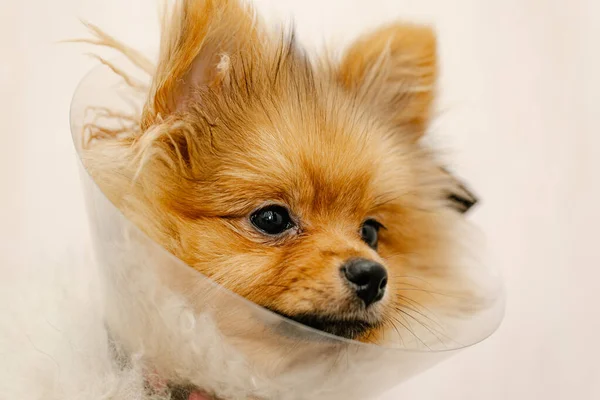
[360, 219, 382, 249]
[250, 205, 294, 235]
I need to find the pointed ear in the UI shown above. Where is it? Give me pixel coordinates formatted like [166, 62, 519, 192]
[337, 24, 437, 140]
[141, 0, 257, 129]
[439, 168, 479, 214]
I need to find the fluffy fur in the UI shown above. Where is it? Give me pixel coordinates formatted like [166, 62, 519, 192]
[72, 0, 492, 398]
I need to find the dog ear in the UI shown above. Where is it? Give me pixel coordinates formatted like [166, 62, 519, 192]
[141, 0, 258, 130]
[337, 24, 437, 141]
[440, 168, 479, 214]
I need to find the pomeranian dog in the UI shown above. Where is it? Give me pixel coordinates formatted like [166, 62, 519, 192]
[82, 0, 480, 351]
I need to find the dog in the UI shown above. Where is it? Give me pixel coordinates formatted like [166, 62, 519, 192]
[82, 0, 480, 344]
[79, 0, 484, 397]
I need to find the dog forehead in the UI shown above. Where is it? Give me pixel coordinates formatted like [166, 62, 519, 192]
[202, 91, 406, 210]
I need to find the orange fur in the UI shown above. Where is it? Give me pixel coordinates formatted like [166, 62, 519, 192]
[82, 0, 480, 346]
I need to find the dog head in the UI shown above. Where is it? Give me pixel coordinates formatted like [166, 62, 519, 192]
[90, 0, 478, 343]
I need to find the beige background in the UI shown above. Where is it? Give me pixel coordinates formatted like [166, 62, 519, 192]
[1, 0, 599, 399]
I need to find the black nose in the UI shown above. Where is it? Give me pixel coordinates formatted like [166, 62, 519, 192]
[341, 258, 388, 307]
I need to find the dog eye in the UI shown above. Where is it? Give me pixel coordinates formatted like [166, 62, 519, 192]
[250, 205, 294, 235]
[360, 219, 382, 249]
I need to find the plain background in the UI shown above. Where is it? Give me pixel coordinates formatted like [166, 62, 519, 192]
[1, 0, 599, 399]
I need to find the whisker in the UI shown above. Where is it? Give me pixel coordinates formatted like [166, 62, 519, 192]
[388, 313, 430, 350]
[396, 308, 451, 348]
[396, 288, 465, 299]
[395, 293, 442, 318]
[384, 315, 405, 347]
[393, 309, 453, 347]
[401, 315, 432, 350]
[392, 298, 445, 332]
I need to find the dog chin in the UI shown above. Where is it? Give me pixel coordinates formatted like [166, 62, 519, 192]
[267, 309, 383, 340]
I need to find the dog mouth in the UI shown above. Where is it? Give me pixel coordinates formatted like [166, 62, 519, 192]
[268, 309, 378, 340]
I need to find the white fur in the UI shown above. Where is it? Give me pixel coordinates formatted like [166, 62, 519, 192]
[0, 248, 151, 400]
